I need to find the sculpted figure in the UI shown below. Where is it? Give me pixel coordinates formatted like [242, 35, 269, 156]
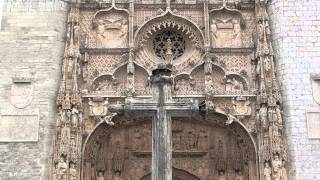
[66, 109, 72, 123]
[264, 56, 271, 72]
[88, 98, 93, 115]
[97, 19, 105, 46]
[232, 78, 243, 92]
[73, 25, 80, 43]
[97, 171, 105, 180]
[113, 171, 122, 180]
[272, 154, 287, 180]
[57, 107, 64, 126]
[211, 19, 218, 47]
[235, 170, 244, 180]
[259, 104, 268, 130]
[206, 76, 214, 94]
[264, 162, 272, 180]
[232, 19, 241, 45]
[63, 93, 71, 110]
[218, 170, 226, 180]
[69, 162, 77, 180]
[71, 106, 78, 128]
[57, 156, 68, 180]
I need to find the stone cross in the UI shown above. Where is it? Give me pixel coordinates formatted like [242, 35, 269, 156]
[115, 64, 199, 180]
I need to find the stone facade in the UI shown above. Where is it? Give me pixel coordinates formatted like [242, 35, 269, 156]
[0, 0, 68, 179]
[268, 0, 320, 179]
[0, 0, 319, 180]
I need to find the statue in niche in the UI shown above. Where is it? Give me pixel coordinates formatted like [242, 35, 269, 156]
[210, 19, 218, 43]
[69, 162, 77, 180]
[57, 107, 64, 126]
[259, 104, 268, 130]
[113, 171, 122, 180]
[272, 154, 287, 180]
[97, 170, 105, 180]
[226, 78, 244, 93]
[233, 19, 241, 41]
[235, 170, 244, 180]
[206, 75, 215, 94]
[95, 15, 128, 48]
[264, 162, 272, 180]
[218, 170, 226, 180]
[66, 109, 72, 123]
[57, 156, 68, 180]
[71, 106, 79, 128]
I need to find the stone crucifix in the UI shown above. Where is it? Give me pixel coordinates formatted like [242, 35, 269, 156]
[114, 64, 198, 180]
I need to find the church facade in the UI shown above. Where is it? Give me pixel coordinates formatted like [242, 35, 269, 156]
[0, 0, 319, 180]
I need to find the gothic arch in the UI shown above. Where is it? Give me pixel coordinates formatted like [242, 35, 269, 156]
[134, 10, 204, 48]
[140, 167, 200, 180]
[133, 10, 205, 72]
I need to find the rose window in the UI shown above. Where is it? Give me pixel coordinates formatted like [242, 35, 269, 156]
[153, 31, 186, 60]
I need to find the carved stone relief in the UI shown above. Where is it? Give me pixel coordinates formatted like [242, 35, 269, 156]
[210, 17, 242, 48]
[93, 10, 129, 48]
[84, 117, 256, 180]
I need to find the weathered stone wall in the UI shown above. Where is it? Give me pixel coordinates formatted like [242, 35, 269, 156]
[268, 0, 320, 179]
[0, 0, 68, 179]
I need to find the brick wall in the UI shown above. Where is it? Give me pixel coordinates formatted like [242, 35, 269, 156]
[0, 0, 68, 179]
[268, 0, 320, 179]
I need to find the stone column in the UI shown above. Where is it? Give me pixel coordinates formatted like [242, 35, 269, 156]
[150, 63, 173, 180]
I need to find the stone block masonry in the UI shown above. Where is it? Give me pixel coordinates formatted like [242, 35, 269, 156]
[268, 0, 320, 179]
[0, 0, 68, 179]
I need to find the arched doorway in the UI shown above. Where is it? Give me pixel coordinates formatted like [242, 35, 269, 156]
[140, 168, 200, 180]
[82, 114, 257, 180]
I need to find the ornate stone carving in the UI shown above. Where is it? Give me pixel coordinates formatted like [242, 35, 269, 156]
[52, 0, 287, 179]
[209, 2, 245, 48]
[232, 96, 251, 115]
[93, 8, 129, 48]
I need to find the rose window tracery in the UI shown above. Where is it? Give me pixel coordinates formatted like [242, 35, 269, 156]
[153, 30, 185, 60]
